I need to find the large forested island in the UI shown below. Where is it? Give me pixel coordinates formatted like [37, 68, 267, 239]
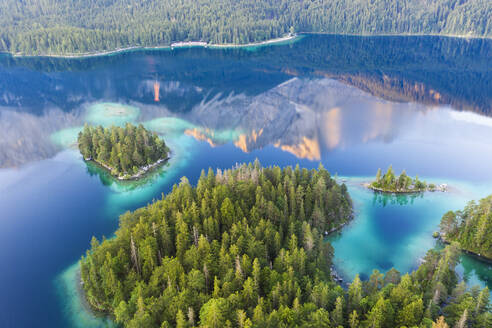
[80, 163, 491, 327]
[0, 0, 490, 55]
[440, 195, 492, 261]
[369, 166, 443, 193]
[78, 123, 169, 180]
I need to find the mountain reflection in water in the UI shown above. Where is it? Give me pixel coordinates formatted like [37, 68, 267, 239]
[0, 77, 442, 167]
[0, 34, 491, 169]
[1, 35, 492, 328]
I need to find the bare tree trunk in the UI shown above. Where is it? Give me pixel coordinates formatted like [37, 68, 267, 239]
[130, 234, 141, 275]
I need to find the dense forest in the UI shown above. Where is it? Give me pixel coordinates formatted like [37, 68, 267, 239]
[0, 0, 490, 55]
[370, 166, 435, 192]
[80, 163, 491, 327]
[78, 123, 169, 178]
[440, 195, 492, 260]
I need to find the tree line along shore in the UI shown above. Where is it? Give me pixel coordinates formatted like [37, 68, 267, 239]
[78, 123, 169, 180]
[368, 166, 492, 264]
[438, 195, 492, 262]
[368, 166, 447, 193]
[80, 162, 491, 328]
[1, 0, 490, 56]
[6, 34, 298, 59]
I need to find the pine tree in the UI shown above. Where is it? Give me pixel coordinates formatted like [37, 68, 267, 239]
[348, 274, 363, 313]
[331, 296, 344, 327]
[455, 309, 467, 328]
[375, 168, 382, 184]
[349, 310, 359, 328]
[199, 298, 227, 328]
[77, 123, 168, 178]
[176, 309, 188, 328]
[432, 316, 449, 328]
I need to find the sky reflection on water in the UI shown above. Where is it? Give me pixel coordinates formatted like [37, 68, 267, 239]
[0, 35, 491, 327]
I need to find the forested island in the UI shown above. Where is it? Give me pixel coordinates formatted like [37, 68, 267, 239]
[80, 162, 491, 327]
[369, 166, 445, 193]
[78, 123, 169, 180]
[1, 0, 490, 55]
[439, 195, 492, 261]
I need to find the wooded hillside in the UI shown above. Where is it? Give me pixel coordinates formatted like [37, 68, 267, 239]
[1, 0, 490, 55]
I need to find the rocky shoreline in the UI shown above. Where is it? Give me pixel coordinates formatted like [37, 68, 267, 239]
[85, 156, 168, 181]
[365, 183, 448, 194]
[9, 34, 298, 58]
[433, 232, 492, 264]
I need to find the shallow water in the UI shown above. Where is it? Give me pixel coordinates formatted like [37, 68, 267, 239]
[0, 34, 491, 327]
[329, 178, 492, 285]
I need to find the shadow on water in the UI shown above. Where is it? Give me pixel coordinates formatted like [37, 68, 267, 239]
[85, 159, 170, 192]
[0, 35, 491, 327]
[434, 241, 492, 293]
[372, 191, 424, 207]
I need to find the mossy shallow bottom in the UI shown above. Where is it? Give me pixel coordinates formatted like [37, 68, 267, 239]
[85, 103, 140, 127]
[49, 110, 203, 326]
[54, 134, 200, 327]
[47, 104, 492, 326]
[55, 262, 116, 328]
[328, 177, 492, 293]
[50, 126, 83, 149]
[49, 103, 141, 150]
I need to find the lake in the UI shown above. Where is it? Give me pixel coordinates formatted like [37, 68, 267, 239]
[0, 34, 491, 327]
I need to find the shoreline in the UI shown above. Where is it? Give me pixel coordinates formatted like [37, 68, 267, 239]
[76, 266, 112, 317]
[326, 218, 354, 288]
[436, 235, 492, 264]
[86, 156, 168, 181]
[303, 31, 491, 40]
[3, 31, 490, 59]
[6, 34, 300, 59]
[207, 34, 298, 49]
[324, 211, 354, 237]
[325, 209, 356, 288]
[364, 183, 447, 194]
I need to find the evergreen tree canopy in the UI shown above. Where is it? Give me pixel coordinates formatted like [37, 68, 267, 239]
[80, 162, 491, 327]
[370, 166, 435, 192]
[77, 123, 169, 178]
[440, 195, 492, 260]
[0, 0, 490, 55]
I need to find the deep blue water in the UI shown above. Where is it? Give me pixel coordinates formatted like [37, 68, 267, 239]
[0, 34, 491, 327]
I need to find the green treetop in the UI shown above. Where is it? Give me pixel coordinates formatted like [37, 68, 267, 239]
[439, 195, 492, 260]
[1, 0, 491, 55]
[77, 123, 169, 178]
[371, 166, 432, 192]
[80, 162, 490, 327]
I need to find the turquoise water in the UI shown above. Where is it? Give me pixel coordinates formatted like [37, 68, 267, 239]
[85, 103, 140, 127]
[56, 262, 117, 328]
[329, 178, 492, 283]
[0, 34, 491, 327]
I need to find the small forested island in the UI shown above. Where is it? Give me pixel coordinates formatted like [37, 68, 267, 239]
[80, 162, 490, 327]
[369, 166, 446, 193]
[78, 123, 169, 180]
[439, 195, 492, 261]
